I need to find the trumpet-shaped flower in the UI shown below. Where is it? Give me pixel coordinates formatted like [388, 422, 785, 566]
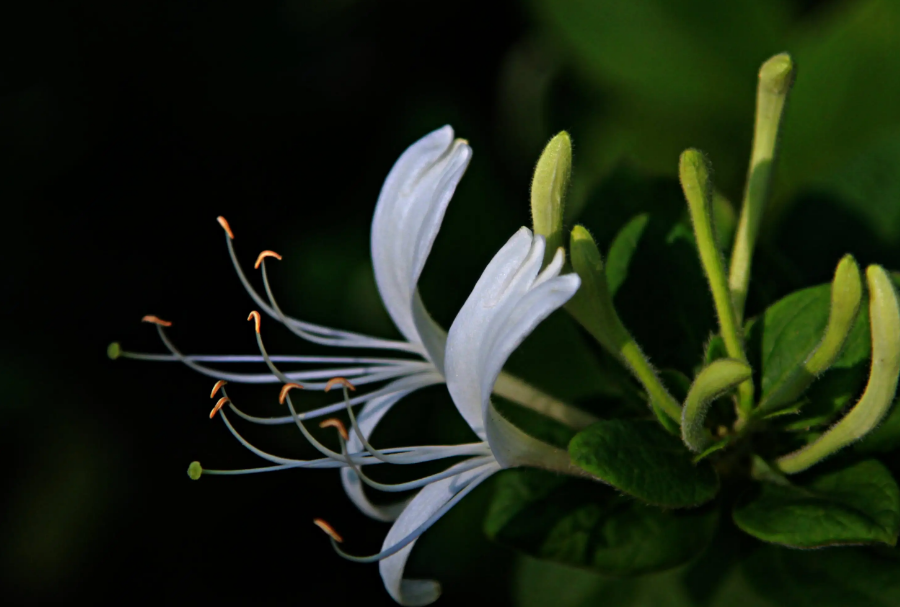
[301, 229, 582, 605]
[112, 126, 594, 524]
[114, 126, 469, 520]
[182, 228, 582, 606]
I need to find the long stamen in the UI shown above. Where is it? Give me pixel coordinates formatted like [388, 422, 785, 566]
[217, 219, 421, 353]
[213, 388, 375, 467]
[315, 463, 498, 564]
[216, 393, 489, 467]
[210, 380, 228, 399]
[279, 383, 303, 404]
[256, 252, 424, 353]
[141, 321, 423, 386]
[217, 216, 235, 239]
[321, 417, 492, 492]
[142, 315, 172, 327]
[320, 418, 350, 441]
[246, 313, 353, 464]
[225, 371, 443, 425]
[210, 396, 229, 419]
[254, 250, 282, 269]
[328, 377, 416, 465]
[313, 519, 343, 543]
[111, 348, 428, 367]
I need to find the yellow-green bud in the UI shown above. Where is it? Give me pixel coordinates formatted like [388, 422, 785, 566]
[757, 255, 863, 415]
[758, 52, 795, 96]
[107, 342, 121, 360]
[778, 265, 900, 474]
[681, 359, 753, 452]
[531, 131, 572, 265]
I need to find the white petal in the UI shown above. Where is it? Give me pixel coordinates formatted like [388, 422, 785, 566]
[379, 459, 501, 606]
[444, 229, 580, 443]
[371, 126, 472, 368]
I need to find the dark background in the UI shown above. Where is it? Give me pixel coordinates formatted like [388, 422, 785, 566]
[3, 0, 900, 604]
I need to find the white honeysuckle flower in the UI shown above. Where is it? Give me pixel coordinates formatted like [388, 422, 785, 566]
[114, 126, 468, 520]
[307, 229, 586, 606]
[170, 228, 583, 607]
[112, 126, 595, 524]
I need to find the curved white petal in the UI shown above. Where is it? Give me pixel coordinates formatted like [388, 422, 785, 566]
[444, 229, 580, 443]
[340, 372, 444, 521]
[379, 459, 501, 606]
[371, 126, 472, 370]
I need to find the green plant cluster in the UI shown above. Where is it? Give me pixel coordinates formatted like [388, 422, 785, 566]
[485, 52, 900, 605]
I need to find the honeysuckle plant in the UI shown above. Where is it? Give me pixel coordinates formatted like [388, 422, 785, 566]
[483, 53, 900, 596]
[113, 52, 900, 607]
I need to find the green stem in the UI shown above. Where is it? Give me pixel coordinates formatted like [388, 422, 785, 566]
[494, 371, 599, 430]
[729, 53, 795, 322]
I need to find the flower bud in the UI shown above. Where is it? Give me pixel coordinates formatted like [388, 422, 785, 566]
[531, 131, 572, 266]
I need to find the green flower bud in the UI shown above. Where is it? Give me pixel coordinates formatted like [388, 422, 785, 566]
[107, 342, 121, 360]
[757, 255, 863, 415]
[729, 53, 795, 320]
[531, 132, 572, 266]
[681, 359, 753, 452]
[777, 265, 900, 474]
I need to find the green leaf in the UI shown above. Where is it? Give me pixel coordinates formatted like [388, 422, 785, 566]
[569, 419, 719, 507]
[606, 213, 649, 297]
[733, 459, 900, 548]
[743, 543, 900, 607]
[513, 524, 780, 607]
[745, 283, 871, 425]
[485, 468, 718, 577]
[513, 556, 699, 607]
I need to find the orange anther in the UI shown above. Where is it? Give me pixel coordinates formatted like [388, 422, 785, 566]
[319, 418, 349, 441]
[247, 310, 261, 333]
[217, 216, 234, 239]
[254, 250, 283, 269]
[324, 377, 357, 392]
[313, 518, 344, 543]
[142, 315, 172, 327]
[210, 380, 228, 399]
[279, 382, 304, 404]
[209, 396, 229, 419]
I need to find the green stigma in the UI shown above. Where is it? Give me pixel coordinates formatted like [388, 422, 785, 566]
[187, 461, 203, 480]
[107, 342, 121, 360]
